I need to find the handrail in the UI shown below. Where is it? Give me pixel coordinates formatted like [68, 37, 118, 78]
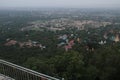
[0, 59, 60, 80]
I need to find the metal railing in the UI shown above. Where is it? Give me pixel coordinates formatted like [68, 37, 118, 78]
[0, 59, 60, 80]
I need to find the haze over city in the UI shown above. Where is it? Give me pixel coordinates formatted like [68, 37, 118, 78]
[0, 0, 120, 8]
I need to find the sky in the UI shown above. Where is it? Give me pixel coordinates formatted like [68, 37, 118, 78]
[0, 0, 120, 8]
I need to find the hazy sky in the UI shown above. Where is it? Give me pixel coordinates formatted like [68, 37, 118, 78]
[0, 0, 120, 8]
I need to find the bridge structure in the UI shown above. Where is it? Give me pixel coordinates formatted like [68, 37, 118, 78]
[0, 59, 61, 80]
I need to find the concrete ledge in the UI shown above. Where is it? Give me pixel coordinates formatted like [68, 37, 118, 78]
[0, 73, 15, 80]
